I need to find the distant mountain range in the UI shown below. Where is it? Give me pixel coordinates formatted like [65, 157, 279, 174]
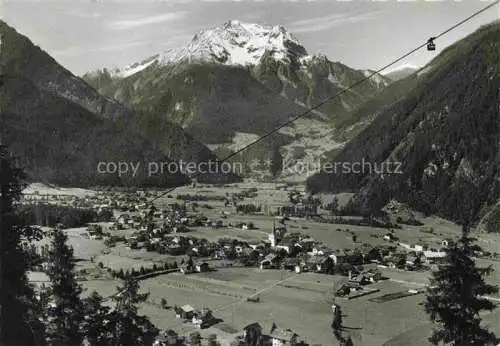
[307, 21, 500, 224]
[383, 65, 419, 81]
[83, 20, 392, 180]
[0, 20, 239, 186]
[3, 16, 496, 225]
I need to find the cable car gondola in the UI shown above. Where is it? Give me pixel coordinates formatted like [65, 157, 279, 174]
[427, 37, 436, 51]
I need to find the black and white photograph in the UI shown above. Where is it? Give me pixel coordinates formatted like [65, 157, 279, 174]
[0, 0, 499, 345]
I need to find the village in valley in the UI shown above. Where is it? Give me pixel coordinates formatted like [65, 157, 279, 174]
[1, 0, 499, 344]
[22, 181, 500, 346]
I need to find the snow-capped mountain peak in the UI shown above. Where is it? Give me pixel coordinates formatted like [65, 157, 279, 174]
[116, 20, 309, 77]
[159, 20, 308, 66]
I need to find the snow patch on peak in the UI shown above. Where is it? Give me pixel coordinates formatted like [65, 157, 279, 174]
[157, 20, 309, 67]
[118, 55, 159, 78]
[299, 55, 313, 64]
[304, 53, 329, 64]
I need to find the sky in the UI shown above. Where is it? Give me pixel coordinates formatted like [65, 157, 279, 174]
[0, 0, 498, 76]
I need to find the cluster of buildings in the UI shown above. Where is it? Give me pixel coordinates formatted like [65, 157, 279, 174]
[236, 321, 302, 346]
[391, 237, 448, 265]
[152, 320, 305, 346]
[278, 202, 318, 219]
[174, 305, 216, 329]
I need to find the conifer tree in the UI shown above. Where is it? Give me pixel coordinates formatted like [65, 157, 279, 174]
[108, 278, 159, 346]
[270, 147, 283, 178]
[188, 331, 202, 346]
[207, 333, 220, 346]
[0, 144, 45, 345]
[425, 223, 498, 345]
[45, 228, 85, 345]
[187, 255, 194, 270]
[82, 291, 112, 346]
[332, 304, 343, 343]
[163, 329, 179, 345]
[344, 336, 354, 346]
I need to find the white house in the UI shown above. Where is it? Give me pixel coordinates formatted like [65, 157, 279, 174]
[423, 250, 447, 264]
[413, 244, 424, 252]
[268, 323, 298, 346]
[275, 244, 290, 254]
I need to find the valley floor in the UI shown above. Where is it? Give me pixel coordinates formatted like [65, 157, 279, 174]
[26, 181, 500, 346]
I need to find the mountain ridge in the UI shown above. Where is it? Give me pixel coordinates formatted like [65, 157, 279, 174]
[83, 20, 392, 180]
[0, 20, 240, 186]
[306, 21, 500, 224]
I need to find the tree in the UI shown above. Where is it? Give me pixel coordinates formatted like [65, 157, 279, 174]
[344, 336, 354, 346]
[160, 298, 168, 309]
[396, 255, 407, 269]
[244, 324, 262, 346]
[325, 197, 339, 215]
[207, 333, 220, 346]
[187, 255, 194, 270]
[413, 256, 422, 269]
[0, 145, 46, 345]
[332, 304, 343, 343]
[188, 331, 202, 346]
[163, 329, 179, 345]
[425, 223, 498, 345]
[270, 146, 283, 178]
[485, 206, 500, 233]
[83, 291, 112, 346]
[108, 278, 159, 346]
[45, 228, 85, 345]
[365, 247, 382, 262]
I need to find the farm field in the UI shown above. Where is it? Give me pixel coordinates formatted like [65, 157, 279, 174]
[134, 267, 467, 346]
[25, 182, 500, 345]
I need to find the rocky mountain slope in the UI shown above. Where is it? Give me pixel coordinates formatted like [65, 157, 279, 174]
[0, 74, 186, 187]
[0, 20, 238, 186]
[307, 21, 500, 224]
[83, 20, 391, 179]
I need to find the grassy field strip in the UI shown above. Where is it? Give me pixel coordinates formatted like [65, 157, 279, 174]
[156, 280, 246, 299]
[212, 274, 298, 313]
[389, 279, 427, 287]
[179, 274, 258, 292]
[171, 275, 257, 293]
[277, 282, 329, 294]
[369, 291, 421, 303]
[389, 279, 500, 302]
[171, 274, 300, 336]
[288, 278, 335, 287]
[160, 274, 298, 338]
[226, 227, 269, 236]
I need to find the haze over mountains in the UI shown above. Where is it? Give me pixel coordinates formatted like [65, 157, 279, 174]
[383, 64, 419, 81]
